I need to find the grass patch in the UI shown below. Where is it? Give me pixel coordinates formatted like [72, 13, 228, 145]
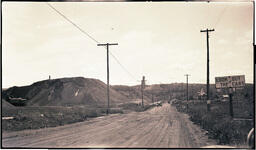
[119, 103, 155, 112]
[2, 106, 123, 132]
[172, 100, 253, 145]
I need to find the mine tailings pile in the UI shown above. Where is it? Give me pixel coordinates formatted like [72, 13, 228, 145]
[2, 77, 132, 131]
[2, 77, 128, 107]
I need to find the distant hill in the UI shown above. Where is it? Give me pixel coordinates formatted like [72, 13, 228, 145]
[112, 85, 152, 104]
[113, 83, 254, 101]
[3, 78, 252, 107]
[2, 77, 128, 107]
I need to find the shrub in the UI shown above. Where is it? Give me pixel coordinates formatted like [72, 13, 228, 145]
[2, 106, 124, 131]
[172, 100, 253, 145]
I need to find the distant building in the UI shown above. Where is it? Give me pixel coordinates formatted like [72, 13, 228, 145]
[197, 88, 206, 100]
[221, 95, 229, 101]
[8, 96, 27, 106]
[222, 95, 229, 98]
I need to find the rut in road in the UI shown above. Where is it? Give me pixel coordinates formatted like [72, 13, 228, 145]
[2, 103, 216, 148]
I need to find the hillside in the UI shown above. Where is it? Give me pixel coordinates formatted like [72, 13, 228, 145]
[114, 83, 253, 102]
[112, 85, 152, 104]
[2, 77, 128, 107]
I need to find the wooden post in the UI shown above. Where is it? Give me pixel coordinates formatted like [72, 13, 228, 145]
[97, 43, 118, 115]
[152, 93, 154, 103]
[141, 76, 145, 108]
[185, 74, 190, 111]
[201, 28, 214, 112]
[229, 88, 234, 118]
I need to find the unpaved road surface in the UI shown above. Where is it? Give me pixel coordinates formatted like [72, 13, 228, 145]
[2, 103, 216, 148]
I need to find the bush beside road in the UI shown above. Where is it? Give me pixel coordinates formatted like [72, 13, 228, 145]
[2, 102, 158, 132]
[2, 106, 123, 132]
[119, 101, 160, 112]
[172, 99, 253, 146]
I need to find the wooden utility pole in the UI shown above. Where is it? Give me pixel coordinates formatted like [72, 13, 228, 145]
[152, 93, 154, 103]
[185, 74, 190, 111]
[201, 28, 214, 112]
[141, 76, 146, 107]
[191, 84, 194, 104]
[229, 88, 234, 118]
[253, 1, 255, 128]
[182, 83, 185, 100]
[97, 43, 118, 115]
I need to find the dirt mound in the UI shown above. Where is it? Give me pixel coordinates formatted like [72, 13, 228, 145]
[2, 77, 127, 107]
[2, 99, 15, 109]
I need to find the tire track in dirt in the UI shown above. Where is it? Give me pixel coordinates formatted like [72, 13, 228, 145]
[146, 105, 173, 147]
[128, 116, 164, 147]
[3, 114, 124, 147]
[105, 116, 158, 146]
[126, 106, 169, 147]
[77, 115, 149, 147]
[25, 113, 153, 147]
[21, 115, 130, 147]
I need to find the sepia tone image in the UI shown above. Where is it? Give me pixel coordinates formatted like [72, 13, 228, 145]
[1, 0, 254, 148]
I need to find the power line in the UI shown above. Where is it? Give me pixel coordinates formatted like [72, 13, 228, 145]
[46, 3, 99, 43]
[213, 5, 228, 28]
[46, 3, 137, 82]
[184, 74, 190, 112]
[193, 3, 228, 31]
[141, 76, 146, 107]
[97, 43, 118, 115]
[109, 51, 137, 81]
[200, 28, 215, 112]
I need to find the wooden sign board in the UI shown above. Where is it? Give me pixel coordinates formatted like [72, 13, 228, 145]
[215, 75, 245, 89]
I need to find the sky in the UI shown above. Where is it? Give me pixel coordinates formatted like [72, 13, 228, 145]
[2, 1, 254, 88]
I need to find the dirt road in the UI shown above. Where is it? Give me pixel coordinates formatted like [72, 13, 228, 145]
[2, 103, 216, 148]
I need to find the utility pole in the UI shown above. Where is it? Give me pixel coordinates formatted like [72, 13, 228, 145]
[185, 74, 190, 111]
[229, 88, 234, 118]
[201, 28, 214, 112]
[152, 93, 154, 103]
[182, 83, 184, 100]
[191, 84, 194, 104]
[97, 43, 118, 115]
[141, 76, 146, 107]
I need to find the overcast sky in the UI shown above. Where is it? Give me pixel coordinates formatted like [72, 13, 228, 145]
[2, 1, 254, 88]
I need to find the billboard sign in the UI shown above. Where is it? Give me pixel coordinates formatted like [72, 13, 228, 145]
[215, 75, 245, 89]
